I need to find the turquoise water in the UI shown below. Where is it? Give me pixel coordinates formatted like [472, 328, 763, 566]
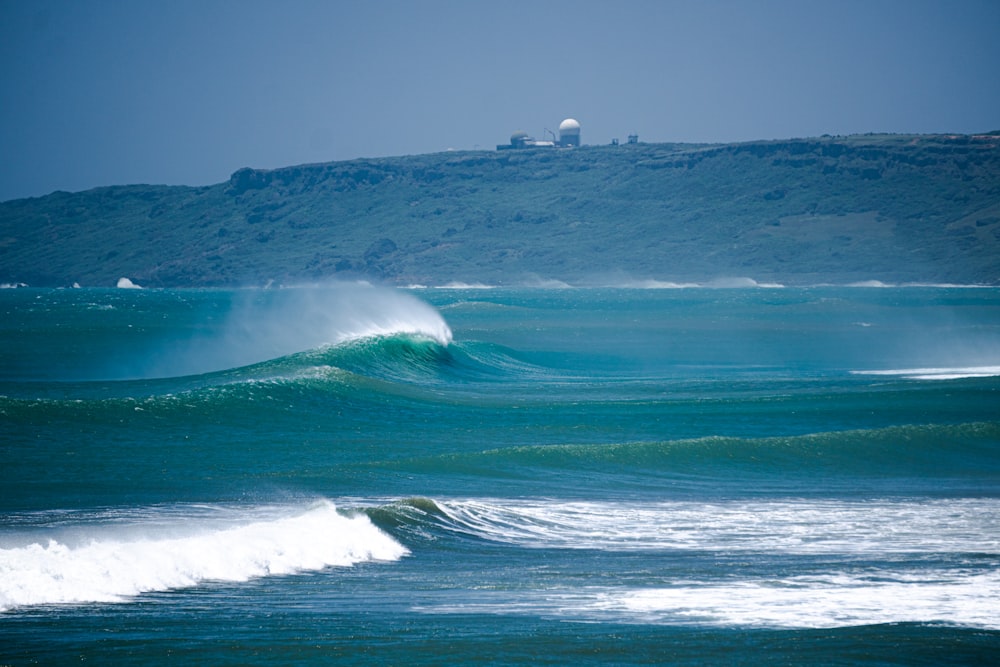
[2, 285, 999, 664]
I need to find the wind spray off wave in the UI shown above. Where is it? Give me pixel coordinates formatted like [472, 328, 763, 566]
[143, 283, 452, 378]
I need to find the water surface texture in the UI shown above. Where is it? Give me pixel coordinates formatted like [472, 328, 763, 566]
[2, 285, 998, 664]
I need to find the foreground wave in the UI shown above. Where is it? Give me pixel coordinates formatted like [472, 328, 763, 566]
[370, 496, 1000, 554]
[0, 500, 406, 612]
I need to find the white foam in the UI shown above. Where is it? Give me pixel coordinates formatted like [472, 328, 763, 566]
[598, 277, 785, 289]
[853, 365, 1000, 380]
[436, 282, 496, 289]
[116, 277, 141, 289]
[581, 569, 1000, 628]
[847, 280, 894, 288]
[415, 569, 1000, 629]
[705, 277, 785, 288]
[432, 498, 1000, 554]
[610, 279, 702, 289]
[421, 498, 999, 628]
[0, 500, 407, 612]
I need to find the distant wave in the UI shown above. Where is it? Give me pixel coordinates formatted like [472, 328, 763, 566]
[602, 279, 701, 289]
[853, 365, 1000, 380]
[847, 280, 894, 287]
[419, 279, 996, 289]
[519, 276, 574, 289]
[704, 277, 785, 288]
[841, 280, 995, 289]
[0, 500, 406, 612]
[116, 277, 142, 289]
[558, 277, 787, 289]
[442, 277, 790, 289]
[436, 282, 497, 290]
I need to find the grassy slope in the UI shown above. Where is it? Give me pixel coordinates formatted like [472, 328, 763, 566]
[2, 134, 999, 287]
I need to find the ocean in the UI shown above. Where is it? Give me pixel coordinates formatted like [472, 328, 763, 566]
[1, 283, 998, 665]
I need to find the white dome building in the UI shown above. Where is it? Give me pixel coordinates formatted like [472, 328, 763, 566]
[558, 118, 581, 147]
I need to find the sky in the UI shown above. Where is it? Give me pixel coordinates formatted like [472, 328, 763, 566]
[1, 0, 998, 202]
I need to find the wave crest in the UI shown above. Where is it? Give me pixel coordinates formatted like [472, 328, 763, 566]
[142, 284, 452, 378]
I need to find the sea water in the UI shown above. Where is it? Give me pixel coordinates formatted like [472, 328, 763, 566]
[1, 284, 998, 664]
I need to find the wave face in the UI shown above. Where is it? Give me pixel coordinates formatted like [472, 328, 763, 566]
[2, 286, 999, 662]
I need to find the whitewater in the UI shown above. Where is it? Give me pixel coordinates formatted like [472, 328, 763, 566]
[0, 500, 406, 611]
[1, 284, 998, 665]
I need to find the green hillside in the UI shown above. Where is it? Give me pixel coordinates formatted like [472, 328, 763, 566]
[2, 134, 999, 287]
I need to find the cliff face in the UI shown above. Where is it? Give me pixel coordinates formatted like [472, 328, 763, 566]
[2, 134, 999, 287]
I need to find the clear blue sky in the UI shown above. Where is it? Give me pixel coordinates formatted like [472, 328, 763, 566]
[1, 0, 998, 201]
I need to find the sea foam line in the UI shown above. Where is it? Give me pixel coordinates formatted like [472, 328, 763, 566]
[0, 500, 407, 612]
[586, 572, 1000, 629]
[431, 498, 1000, 554]
[417, 569, 1000, 629]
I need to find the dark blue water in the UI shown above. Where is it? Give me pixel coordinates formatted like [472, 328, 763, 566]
[2, 285, 998, 665]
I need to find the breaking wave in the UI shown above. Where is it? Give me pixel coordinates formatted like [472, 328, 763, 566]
[369, 496, 1000, 555]
[0, 500, 406, 612]
[138, 283, 453, 379]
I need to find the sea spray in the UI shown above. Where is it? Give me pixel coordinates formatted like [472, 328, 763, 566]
[142, 283, 452, 378]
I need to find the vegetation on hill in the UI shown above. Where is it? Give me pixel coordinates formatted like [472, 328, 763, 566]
[2, 134, 999, 287]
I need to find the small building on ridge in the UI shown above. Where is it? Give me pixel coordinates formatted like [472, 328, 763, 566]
[498, 118, 581, 150]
